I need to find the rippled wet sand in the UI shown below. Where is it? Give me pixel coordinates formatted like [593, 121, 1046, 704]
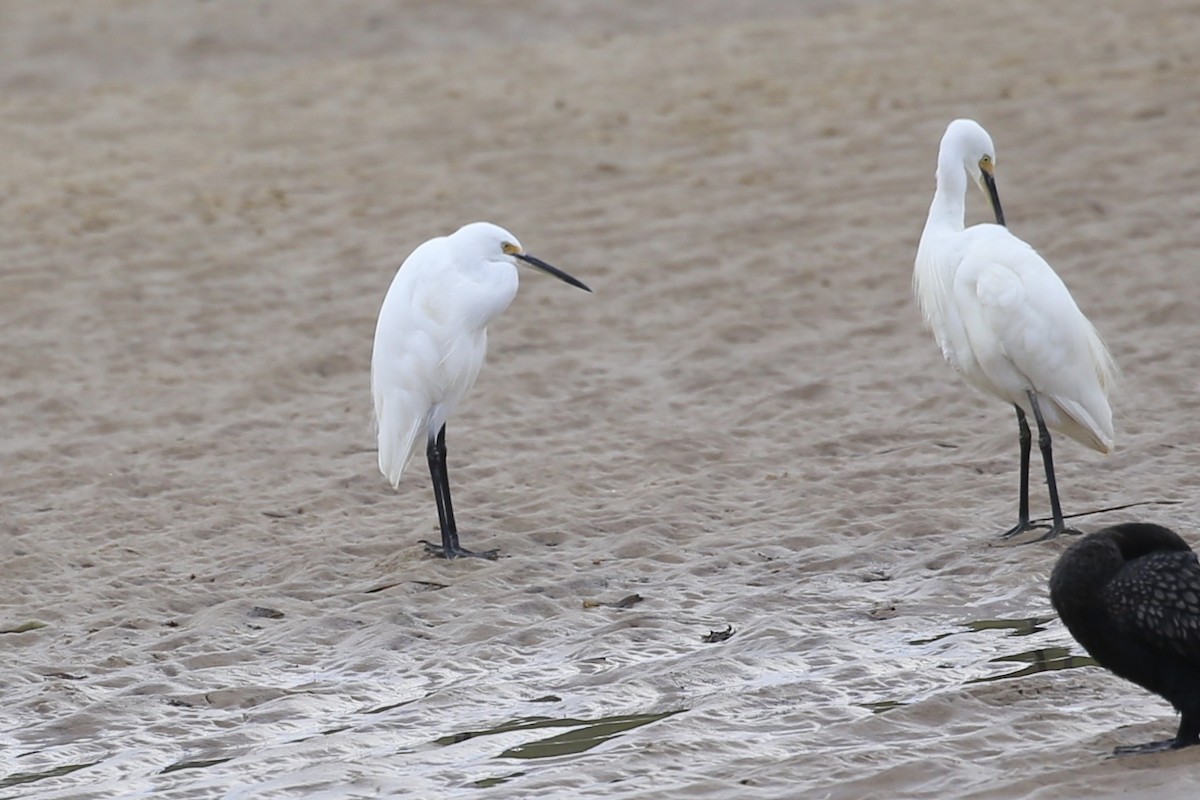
[3, 1, 1200, 797]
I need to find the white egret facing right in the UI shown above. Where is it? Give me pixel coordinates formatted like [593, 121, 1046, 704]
[371, 222, 591, 560]
[913, 119, 1118, 540]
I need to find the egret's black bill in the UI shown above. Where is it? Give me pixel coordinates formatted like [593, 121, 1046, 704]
[516, 252, 592, 293]
[982, 171, 1006, 228]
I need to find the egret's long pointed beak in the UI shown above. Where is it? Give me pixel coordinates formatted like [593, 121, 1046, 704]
[515, 252, 592, 293]
[981, 170, 1006, 228]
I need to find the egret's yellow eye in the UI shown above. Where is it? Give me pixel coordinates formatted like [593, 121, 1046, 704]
[979, 154, 994, 173]
[501, 242, 520, 256]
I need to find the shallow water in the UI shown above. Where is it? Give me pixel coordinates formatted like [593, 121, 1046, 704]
[0, 563, 1174, 798]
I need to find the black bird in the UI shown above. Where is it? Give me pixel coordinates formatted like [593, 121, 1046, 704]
[1050, 522, 1200, 751]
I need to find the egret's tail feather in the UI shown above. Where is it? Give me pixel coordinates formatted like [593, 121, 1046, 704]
[374, 397, 423, 489]
[1059, 318, 1118, 454]
[1089, 319, 1121, 395]
[1051, 394, 1115, 455]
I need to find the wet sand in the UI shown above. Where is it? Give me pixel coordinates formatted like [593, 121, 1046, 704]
[3, 1, 1200, 797]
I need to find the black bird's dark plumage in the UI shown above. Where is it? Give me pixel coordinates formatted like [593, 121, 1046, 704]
[1050, 522, 1200, 750]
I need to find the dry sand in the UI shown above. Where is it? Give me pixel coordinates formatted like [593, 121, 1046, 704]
[3, 0, 1200, 797]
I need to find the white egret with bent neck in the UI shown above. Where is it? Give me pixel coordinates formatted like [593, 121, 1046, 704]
[371, 222, 591, 560]
[913, 119, 1117, 540]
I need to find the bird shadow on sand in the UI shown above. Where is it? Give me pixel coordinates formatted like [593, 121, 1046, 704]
[994, 499, 1183, 546]
[1107, 738, 1195, 758]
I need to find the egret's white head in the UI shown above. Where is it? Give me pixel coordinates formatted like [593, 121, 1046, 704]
[447, 222, 523, 267]
[944, 119, 997, 182]
[451, 221, 591, 292]
[941, 119, 1005, 227]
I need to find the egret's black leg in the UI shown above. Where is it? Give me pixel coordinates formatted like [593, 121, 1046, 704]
[432, 426, 457, 536]
[1027, 391, 1078, 541]
[419, 425, 498, 560]
[999, 405, 1037, 539]
[424, 428, 455, 552]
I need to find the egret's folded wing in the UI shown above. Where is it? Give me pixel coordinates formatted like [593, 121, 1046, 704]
[965, 237, 1115, 451]
[372, 327, 440, 488]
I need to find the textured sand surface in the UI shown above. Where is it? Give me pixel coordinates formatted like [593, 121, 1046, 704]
[3, 1, 1200, 797]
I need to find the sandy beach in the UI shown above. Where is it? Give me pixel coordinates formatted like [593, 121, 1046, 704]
[3, 1, 1200, 797]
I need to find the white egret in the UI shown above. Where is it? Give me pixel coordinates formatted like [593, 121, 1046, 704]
[913, 119, 1117, 540]
[371, 222, 591, 560]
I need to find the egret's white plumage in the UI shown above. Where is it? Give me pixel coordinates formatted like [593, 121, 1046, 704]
[373, 223, 517, 487]
[371, 221, 591, 559]
[914, 119, 1117, 538]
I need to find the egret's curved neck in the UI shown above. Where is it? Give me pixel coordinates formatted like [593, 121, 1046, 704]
[459, 259, 519, 330]
[915, 141, 970, 332]
[925, 148, 969, 236]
